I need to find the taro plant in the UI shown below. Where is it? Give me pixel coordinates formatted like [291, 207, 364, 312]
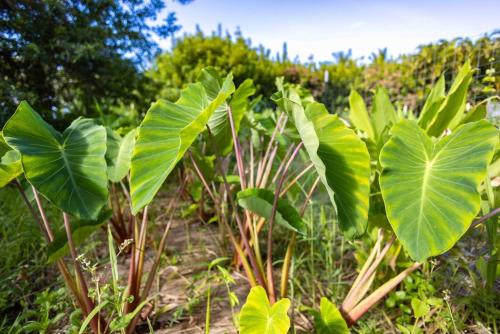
[237, 61, 498, 332]
[0, 67, 242, 333]
[0, 65, 235, 333]
[2, 60, 497, 333]
[2, 102, 110, 333]
[104, 127, 137, 245]
[185, 71, 326, 306]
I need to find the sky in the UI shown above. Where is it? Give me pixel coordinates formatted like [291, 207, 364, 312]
[157, 0, 500, 62]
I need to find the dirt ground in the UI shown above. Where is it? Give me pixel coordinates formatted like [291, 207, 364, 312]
[127, 215, 249, 334]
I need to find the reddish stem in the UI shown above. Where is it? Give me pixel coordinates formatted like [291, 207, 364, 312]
[343, 262, 422, 326]
[266, 142, 303, 304]
[206, 125, 267, 289]
[63, 213, 105, 333]
[227, 106, 246, 189]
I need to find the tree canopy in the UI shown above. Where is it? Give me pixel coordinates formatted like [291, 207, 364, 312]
[0, 0, 191, 125]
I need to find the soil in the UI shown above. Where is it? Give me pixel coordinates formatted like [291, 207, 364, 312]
[128, 210, 250, 333]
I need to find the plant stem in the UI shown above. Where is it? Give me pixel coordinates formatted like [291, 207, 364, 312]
[266, 142, 303, 304]
[342, 234, 396, 312]
[189, 152, 216, 202]
[227, 106, 246, 189]
[14, 181, 85, 313]
[257, 113, 288, 188]
[271, 144, 295, 184]
[124, 217, 137, 314]
[134, 206, 149, 305]
[63, 212, 104, 333]
[249, 137, 255, 188]
[32, 185, 54, 240]
[470, 207, 500, 229]
[206, 125, 266, 289]
[111, 183, 127, 239]
[127, 189, 183, 334]
[13, 180, 49, 241]
[256, 112, 284, 186]
[280, 176, 320, 298]
[344, 262, 422, 326]
[343, 229, 383, 303]
[141, 193, 180, 301]
[279, 163, 314, 196]
[120, 180, 132, 206]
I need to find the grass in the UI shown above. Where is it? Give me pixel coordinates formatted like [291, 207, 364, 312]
[0, 186, 72, 332]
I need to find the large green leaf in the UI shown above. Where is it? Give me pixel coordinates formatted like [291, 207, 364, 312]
[380, 119, 498, 261]
[237, 188, 307, 235]
[313, 298, 349, 334]
[277, 90, 371, 238]
[239, 286, 291, 334]
[130, 73, 235, 213]
[0, 132, 22, 188]
[3, 102, 108, 219]
[105, 128, 137, 182]
[47, 209, 112, 263]
[199, 67, 255, 155]
[426, 61, 473, 136]
[349, 89, 374, 140]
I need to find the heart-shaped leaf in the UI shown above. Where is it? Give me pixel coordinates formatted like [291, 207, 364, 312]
[239, 286, 291, 334]
[105, 128, 137, 182]
[3, 102, 108, 219]
[237, 188, 307, 235]
[130, 72, 235, 213]
[313, 298, 349, 334]
[411, 298, 430, 318]
[380, 119, 498, 261]
[276, 89, 371, 238]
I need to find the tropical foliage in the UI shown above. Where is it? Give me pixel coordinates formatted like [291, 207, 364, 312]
[0, 56, 498, 333]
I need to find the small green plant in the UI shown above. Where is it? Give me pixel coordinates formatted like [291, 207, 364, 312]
[1, 288, 69, 334]
[239, 286, 291, 334]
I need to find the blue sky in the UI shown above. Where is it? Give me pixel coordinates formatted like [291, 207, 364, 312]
[159, 0, 500, 62]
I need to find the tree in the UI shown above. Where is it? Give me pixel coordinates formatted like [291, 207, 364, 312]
[0, 0, 192, 125]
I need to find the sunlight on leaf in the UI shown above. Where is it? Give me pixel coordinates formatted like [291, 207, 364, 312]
[3, 102, 108, 219]
[313, 297, 349, 334]
[239, 286, 291, 334]
[380, 119, 498, 260]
